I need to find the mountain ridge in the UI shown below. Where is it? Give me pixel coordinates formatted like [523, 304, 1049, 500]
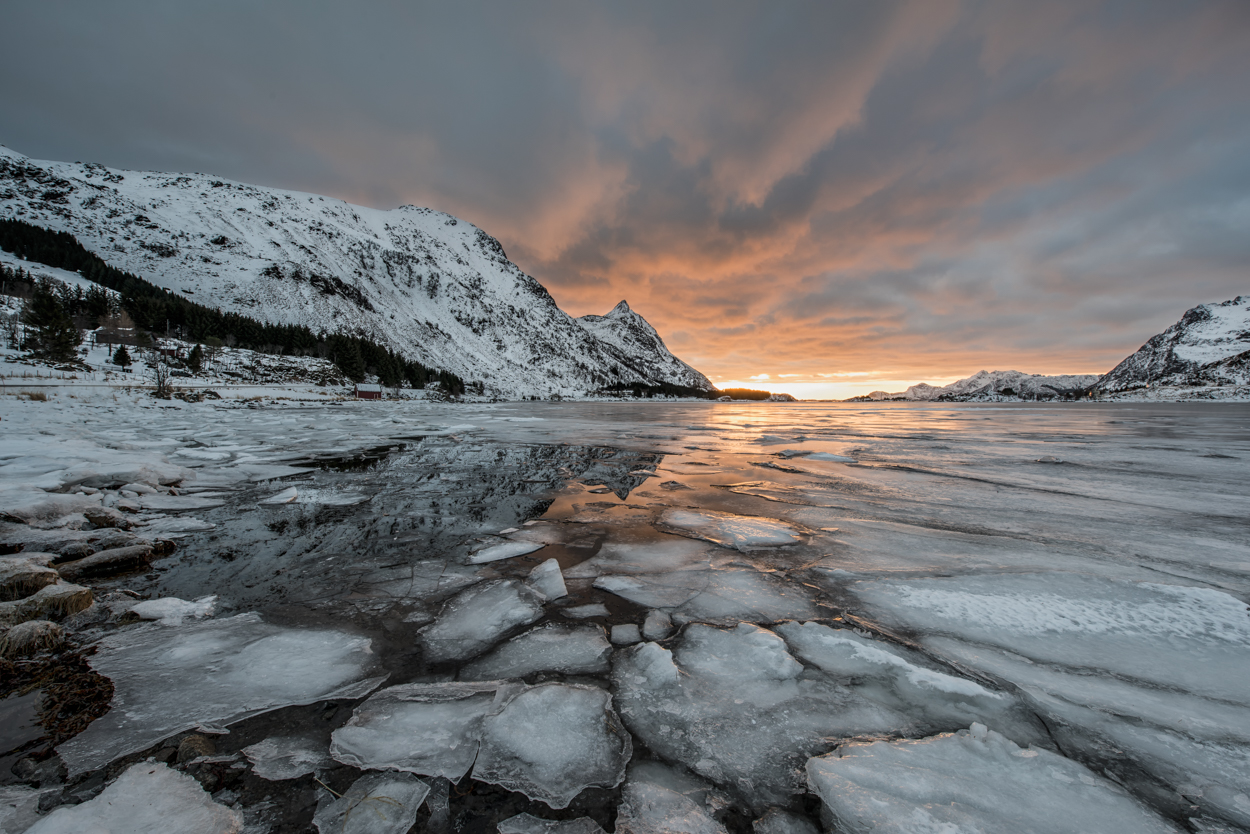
[0, 145, 712, 398]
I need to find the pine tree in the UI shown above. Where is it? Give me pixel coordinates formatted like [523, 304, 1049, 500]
[187, 343, 203, 373]
[336, 340, 366, 383]
[22, 279, 81, 362]
[113, 344, 131, 369]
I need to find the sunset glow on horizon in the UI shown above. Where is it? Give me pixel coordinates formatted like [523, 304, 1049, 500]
[3, 1, 1247, 393]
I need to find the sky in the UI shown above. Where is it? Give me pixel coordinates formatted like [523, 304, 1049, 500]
[2, 1, 1248, 398]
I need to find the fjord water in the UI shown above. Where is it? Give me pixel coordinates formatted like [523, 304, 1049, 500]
[12, 399, 1249, 832]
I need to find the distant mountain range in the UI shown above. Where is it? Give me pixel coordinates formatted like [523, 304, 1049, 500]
[855, 370, 1099, 402]
[0, 145, 711, 398]
[854, 295, 1250, 402]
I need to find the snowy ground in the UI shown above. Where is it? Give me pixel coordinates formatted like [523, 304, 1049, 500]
[2, 397, 1248, 833]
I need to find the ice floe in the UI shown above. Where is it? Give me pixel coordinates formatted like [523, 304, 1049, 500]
[527, 558, 568, 600]
[460, 623, 612, 680]
[242, 735, 332, 781]
[475, 683, 632, 808]
[613, 622, 1035, 811]
[312, 771, 429, 834]
[333, 681, 630, 808]
[24, 761, 242, 833]
[332, 682, 506, 780]
[806, 725, 1182, 834]
[658, 509, 803, 550]
[56, 613, 384, 775]
[419, 580, 546, 663]
[130, 594, 217, 625]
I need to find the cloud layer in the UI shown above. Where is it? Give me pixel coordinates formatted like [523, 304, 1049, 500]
[3, 0, 1247, 394]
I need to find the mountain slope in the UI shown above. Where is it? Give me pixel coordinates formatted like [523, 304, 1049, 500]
[1095, 296, 1250, 392]
[0, 145, 711, 397]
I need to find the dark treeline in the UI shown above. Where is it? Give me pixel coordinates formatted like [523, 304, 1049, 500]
[599, 381, 715, 399]
[717, 388, 774, 400]
[0, 219, 464, 393]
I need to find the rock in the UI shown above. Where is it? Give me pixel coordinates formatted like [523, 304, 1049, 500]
[83, 507, 134, 530]
[177, 734, 217, 763]
[0, 583, 93, 627]
[57, 545, 153, 580]
[0, 558, 60, 601]
[53, 542, 94, 562]
[0, 620, 66, 658]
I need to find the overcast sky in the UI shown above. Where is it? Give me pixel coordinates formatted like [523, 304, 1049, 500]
[3, 1, 1248, 396]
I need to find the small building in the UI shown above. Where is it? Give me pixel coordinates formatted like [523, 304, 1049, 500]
[355, 383, 383, 400]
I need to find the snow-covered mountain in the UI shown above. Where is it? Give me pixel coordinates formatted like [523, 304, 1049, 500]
[1094, 296, 1250, 392]
[857, 370, 1099, 402]
[0, 145, 712, 397]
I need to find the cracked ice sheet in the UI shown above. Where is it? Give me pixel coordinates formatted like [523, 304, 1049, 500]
[658, 509, 803, 550]
[56, 613, 385, 775]
[611, 623, 1038, 812]
[332, 681, 631, 809]
[851, 573, 1250, 827]
[594, 566, 825, 625]
[806, 726, 1181, 834]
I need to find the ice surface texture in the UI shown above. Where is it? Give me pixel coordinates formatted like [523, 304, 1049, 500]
[498, 813, 606, 834]
[332, 681, 630, 808]
[807, 725, 1181, 834]
[24, 762, 242, 833]
[56, 613, 384, 775]
[420, 580, 545, 663]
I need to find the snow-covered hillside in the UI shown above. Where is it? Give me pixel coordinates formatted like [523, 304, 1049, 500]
[1095, 296, 1250, 393]
[858, 370, 1099, 402]
[0, 146, 712, 397]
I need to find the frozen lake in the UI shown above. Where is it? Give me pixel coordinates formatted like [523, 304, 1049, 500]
[2, 398, 1248, 833]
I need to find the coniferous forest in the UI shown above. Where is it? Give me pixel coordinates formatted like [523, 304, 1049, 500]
[0, 218, 464, 393]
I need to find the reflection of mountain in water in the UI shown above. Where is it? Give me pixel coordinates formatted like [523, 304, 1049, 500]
[152, 439, 661, 615]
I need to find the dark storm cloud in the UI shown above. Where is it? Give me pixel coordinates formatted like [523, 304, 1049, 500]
[2, 0, 1247, 390]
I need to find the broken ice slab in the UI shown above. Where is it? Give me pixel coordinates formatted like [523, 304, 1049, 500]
[460, 624, 612, 680]
[563, 536, 716, 579]
[334, 681, 630, 809]
[24, 761, 242, 833]
[130, 595, 216, 625]
[527, 558, 567, 600]
[752, 808, 819, 834]
[614, 762, 728, 834]
[56, 613, 385, 776]
[851, 573, 1250, 828]
[331, 682, 510, 780]
[657, 509, 802, 550]
[139, 492, 227, 511]
[806, 725, 1182, 834]
[611, 624, 641, 645]
[642, 610, 674, 641]
[595, 566, 822, 625]
[560, 602, 610, 619]
[312, 771, 430, 834]
[469, 540, 545, 564]
[475, 683, 632, 809]
[498, 812, 606, 834]
[613, 622, 1036, 812]
[419, 580, 545, 663]
[242, 735, 332, 781]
